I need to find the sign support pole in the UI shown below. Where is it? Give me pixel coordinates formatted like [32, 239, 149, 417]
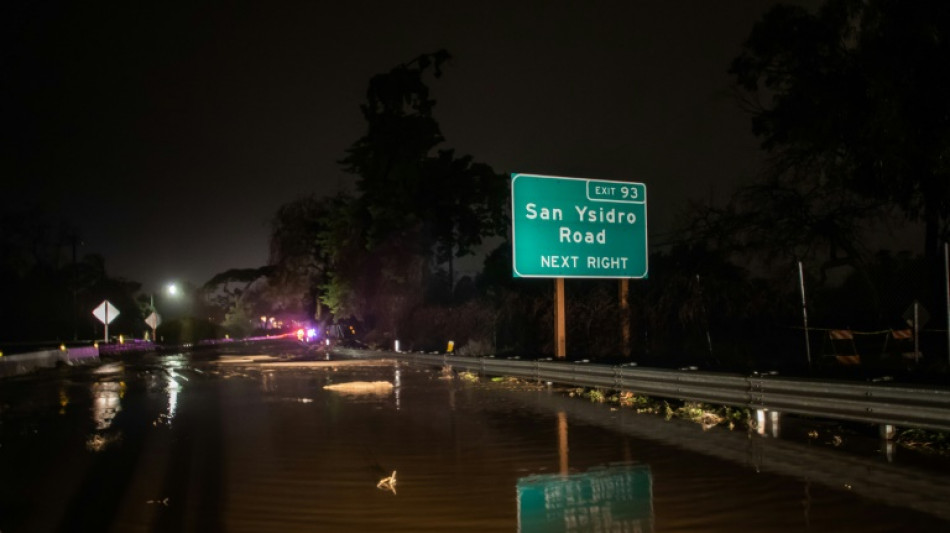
[104, 305, 109, 343]
[620, 279, 630, 357]
[555, 278, 566, 359]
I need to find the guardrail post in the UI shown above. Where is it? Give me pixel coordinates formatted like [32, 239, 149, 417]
[755, 409, 781, 437]
[880, 424, 896, 441]
[770, 411, 781, 438]
[880, 424, 897, 463]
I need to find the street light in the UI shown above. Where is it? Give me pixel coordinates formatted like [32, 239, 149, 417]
[148, 283, 180, 342]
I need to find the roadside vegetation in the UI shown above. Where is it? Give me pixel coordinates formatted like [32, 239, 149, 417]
[448, 366, 950, 458]
[897, 428, 950, 455]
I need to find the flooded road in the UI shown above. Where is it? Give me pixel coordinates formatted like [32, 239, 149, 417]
[2, 350, 949, 532]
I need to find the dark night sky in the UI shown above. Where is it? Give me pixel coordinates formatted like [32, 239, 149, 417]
[2, 1, 823, 292]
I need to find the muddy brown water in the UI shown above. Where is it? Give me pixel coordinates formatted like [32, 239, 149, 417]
[1, 351, 949, 532]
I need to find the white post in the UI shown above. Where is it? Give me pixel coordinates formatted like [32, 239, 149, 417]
[798, 261, 812, 368]
[104, 304, 109, 343]
[770, 410, 781, 438]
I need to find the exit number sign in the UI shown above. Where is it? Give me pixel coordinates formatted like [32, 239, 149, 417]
[511, 173, 648, 278]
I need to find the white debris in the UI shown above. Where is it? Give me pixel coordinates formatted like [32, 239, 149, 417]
[376, 471, 397, 494]
[323, 381, 393, 394]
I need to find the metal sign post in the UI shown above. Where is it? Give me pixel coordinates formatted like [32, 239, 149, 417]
[620, 278, 630, 357]
[903, 301, 929, 364]
[798, 261, 812, 368]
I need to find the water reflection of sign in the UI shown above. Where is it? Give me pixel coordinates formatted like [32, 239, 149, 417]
[91, 381, 123, 430]
[517, 463, 653, 533]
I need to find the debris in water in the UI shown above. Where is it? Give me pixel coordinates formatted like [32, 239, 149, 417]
[324, 381, 393, 394]
[458, 371, 479, 383]
[439, 365, 454, 380]
[146, 497, 170, 506]
[86, 433, 121, 452]
[377, 471, 397, 494]
[93, 362, 124, 375]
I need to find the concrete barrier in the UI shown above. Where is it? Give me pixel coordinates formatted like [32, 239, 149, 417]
[66, 345, 100, 362]
[0, 349, 68, 378]
[0, 345, 102, 378]
[1, 335, 291, 378]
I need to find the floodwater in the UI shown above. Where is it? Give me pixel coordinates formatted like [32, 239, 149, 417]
[1, 350, 949, 532]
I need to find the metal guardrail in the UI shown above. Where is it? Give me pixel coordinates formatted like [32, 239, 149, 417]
[338, 349, 950, 433]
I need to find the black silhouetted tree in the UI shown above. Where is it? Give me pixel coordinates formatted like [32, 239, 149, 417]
[340, 51, 450, 250]
[422, 149, 508, 289]
[630, 243, 782, 369]
[198, 266, 273, 326]
[317, 193, 372, 320]
[687, 162, 881, 283]
[1, 211, 141, 342]
[727, 0, 950, 298]
[328, 50, 508, 341]
[268, 194, 336, 320]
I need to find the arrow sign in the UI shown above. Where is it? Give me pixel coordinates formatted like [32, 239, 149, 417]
[92, 300, 119, 343]
[145, 311, 161, 330]
[93, 300, 119, 324]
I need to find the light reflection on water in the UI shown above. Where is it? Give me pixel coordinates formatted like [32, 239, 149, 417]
[90, 381, 123, 430]
[1, 354, 949, 532]
[85, 376, 126, 452]
[164, 360, 184, 425]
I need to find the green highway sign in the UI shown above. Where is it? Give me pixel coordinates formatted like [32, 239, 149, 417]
[511, 173, 648, 278]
